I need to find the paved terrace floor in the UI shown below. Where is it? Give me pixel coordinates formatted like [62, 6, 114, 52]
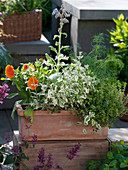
[0, 109, 128, 144]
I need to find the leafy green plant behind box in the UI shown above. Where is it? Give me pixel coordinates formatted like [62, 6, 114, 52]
[81, 33, 124, 84]
[41, 0, 52, 31]
[87, 140, 128, 170]
[109, 14, 128, 90]
[0, 43, 12, 77]
[77, 33, 127, 128]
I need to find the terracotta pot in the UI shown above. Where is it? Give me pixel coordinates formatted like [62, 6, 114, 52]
[16, 104, 108, 141]
[120, 92, 128, 121]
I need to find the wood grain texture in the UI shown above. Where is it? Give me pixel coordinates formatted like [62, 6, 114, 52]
[13, 131, 109, 170]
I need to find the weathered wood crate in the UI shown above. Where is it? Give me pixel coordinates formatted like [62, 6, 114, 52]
[0, 10, 42, 43]
[13, 130, 109, 170]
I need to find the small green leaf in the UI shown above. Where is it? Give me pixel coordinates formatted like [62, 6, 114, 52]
[83, 128, 87, 134]
[61, 45, 70, 50]
[91, 119, 95, 126]
[7, 93, 18, 99]
[109, 160, 117, 167]
[0, 153, 3, 163]
[18, 92, 28, 99]
[118, 13, 124, 20]
[115, 153, 125, 161]
[62, 32, 67, 38]
[24, 106, 34, 123]
[76, 122, 82, 125]
[1, 147, 5, 152]
[84, 116, 90, 125]
[53, 35, 59, 40]
[107, 151, 114, 159]
[4, 155, 14, 165]
[49, 46, 57, 54]
[48, 73, 62, 83]
[120, 140, 124, 145]
[120, 162, 128, 168]
[25, 142, 29, 149]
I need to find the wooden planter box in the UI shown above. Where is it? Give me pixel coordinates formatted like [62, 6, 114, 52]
[13, 131, 109, 170]
[0, 10, 42, 43]
[16, 104, 108, 141]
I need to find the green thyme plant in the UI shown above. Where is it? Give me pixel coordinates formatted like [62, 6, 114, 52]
[109, 14, 128, 90]
[87, 140, 128, 170]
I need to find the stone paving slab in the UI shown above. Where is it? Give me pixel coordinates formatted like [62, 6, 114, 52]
[108, 128, 128, 142]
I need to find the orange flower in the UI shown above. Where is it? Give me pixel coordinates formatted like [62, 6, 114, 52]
[28, 76, 39, 90]
[23, 64, 29, 70]
[5, 65, 15, 78]
[39, 58, 43, 61]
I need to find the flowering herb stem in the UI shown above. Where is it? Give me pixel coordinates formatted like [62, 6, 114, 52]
[56, 16, 64, 73]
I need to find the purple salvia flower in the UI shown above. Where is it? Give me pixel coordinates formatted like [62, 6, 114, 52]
[0, 12, 3, 16]
[67, 142, 81, 160]
[25, 116, 32, 129]
[12, 146, 21, 157]
[25, 124, 32, 129]
[45, 153, 54, 170]
[38, 147, 46, 166]
[26, 116, 31, 123]
[55, 163, 63, 170]
[32, 134, 37, 145]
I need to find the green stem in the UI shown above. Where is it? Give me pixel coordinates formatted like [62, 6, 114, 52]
[56, 17, 64, 73]
[62, 159, 69, 169]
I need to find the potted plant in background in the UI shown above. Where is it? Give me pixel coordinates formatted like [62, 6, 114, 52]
[109, 14, 128, 121]
[1, 7, 128, 141]
[0, 0, 44, 43]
